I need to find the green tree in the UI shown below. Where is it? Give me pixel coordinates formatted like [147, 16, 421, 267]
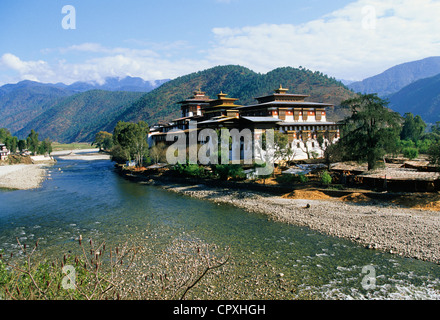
[0, 129, 19, 153]
[320, 170, 332, 186]
[0, 128, 11, 144]
[27, 130, 40, 155]
[38, 138, 53, 155]
[212, 164, 246, 181]
[273, 131, 289, 163]
[18, 140, 27, 153]
[428, 141, 440, 165]
[317, 134, 325, 149]
[323, 142, 345, 170]
[400, 113, 426, 142]
[9, 136, 18, 154]
[402, 147, 418, 160]
[112, 121, 149, 167]
[337, 94, 402, 171]
[4, 136, 12, 153]
[93, 131, 114, 151]
[150, 142, 167, 164]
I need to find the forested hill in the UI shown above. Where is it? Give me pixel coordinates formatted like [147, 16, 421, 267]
[8, 65, 356, 143]
[15, 90, 144, 143]
[0, 77, 165, 138]
[388, 73, 440, 124]
[113, 65, 356, 128]
[0, 81, 72, 134]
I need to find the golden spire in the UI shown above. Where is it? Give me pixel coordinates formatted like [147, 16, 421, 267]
[218, 91, 227, 99]
[275, 85, 289, 94]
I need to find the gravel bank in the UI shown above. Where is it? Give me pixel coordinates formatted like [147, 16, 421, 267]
[150, 181, 440, 264]
[0, 164, 47, 190]
[57, 154, 111, 160]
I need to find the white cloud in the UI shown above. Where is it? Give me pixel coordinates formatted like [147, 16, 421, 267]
[57, 42, 160, 58]
[0, 53, 55, 82]
[207, 0, 440, 80]
[0, 51, 211, 85]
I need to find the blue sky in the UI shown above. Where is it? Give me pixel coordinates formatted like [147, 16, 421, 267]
[0, 0, 439, 85]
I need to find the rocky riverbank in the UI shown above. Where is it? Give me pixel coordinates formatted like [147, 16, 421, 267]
[0, 164, 48, 190]
[137, 178, 440, 264]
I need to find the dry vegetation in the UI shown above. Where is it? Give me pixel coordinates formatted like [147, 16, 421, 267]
[0, 236, 230, 300]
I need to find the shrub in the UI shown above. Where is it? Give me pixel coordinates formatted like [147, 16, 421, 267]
[213, 164, 246, 181]
[212, 164, 230, 180]
[402, 147, 419, 160]
[428, 141, 440, 165]
[320, 171, 332, 186]
[226, 165, 246, 181]
[416, 139, 433, 154]
[173, 163, 206, 177]
[183, 164, 205, 177]
[297, 173, 309, 183]
[276, 174, 297, 184]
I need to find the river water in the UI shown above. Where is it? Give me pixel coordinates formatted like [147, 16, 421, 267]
[0, 158, 439, 299]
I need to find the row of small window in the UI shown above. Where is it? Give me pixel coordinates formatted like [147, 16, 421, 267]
[281, 125, 335, 131]
[294, 141, 329, 148]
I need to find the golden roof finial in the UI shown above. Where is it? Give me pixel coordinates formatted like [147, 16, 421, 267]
[275, 85, 289, 94]
[218, 91, 227, 98]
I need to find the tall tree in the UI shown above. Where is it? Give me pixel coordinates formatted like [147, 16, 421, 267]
[337, 94, 402, 171]
[18, 140, 27, 153]
[273, 131, 289, 164]
[150, 142, 167, 164]
[428, 141, 440, 165]
[400, 112, 426, 142]
[38, 138, 53, 155]
[0, 128, 11, 144]
[8, 136, 18, 154]
[93, 131, 114, 151]
[130, 121, 150, 167]
[27, 130, 40, 155]
[112, 121, 149, 167]
[432, 121, 440, 136]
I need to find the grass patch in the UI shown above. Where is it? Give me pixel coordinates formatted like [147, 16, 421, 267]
[51, 142, 93, 152]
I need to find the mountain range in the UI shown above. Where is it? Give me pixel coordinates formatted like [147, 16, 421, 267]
[50, 76, 170, 93]
[111, 65, 355, 130]
[3, 58, 440, 144]
[388, 73, 440, 124]
[14, 90, 146, 143]
[1, 65, 355, 143]
[0, 77, 168, 137]
[348, 56, 440, 97]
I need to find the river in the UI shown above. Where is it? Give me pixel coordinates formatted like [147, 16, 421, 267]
[0, 158, 439, 299]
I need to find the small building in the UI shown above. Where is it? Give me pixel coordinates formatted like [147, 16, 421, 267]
[21, 149, 31, 156]
[0, 144, 10, 161]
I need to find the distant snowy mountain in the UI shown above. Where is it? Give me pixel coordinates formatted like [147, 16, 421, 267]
[52, 76, 170, 93]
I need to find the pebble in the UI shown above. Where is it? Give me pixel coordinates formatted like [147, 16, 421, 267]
[160, 182, 440, 264]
